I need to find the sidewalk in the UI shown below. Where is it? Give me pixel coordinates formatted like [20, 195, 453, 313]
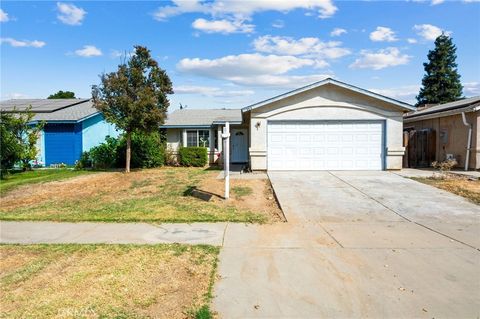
[0, 221, 227, 245]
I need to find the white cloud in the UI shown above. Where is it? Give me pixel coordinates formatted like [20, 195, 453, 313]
[178, 53, 314, 77]
[230, 74, 332, 88]
[330, 28, 347, 37]
[1, 37, 46, 48]
[272, 19, 285, 29]
[413, 24, 451, 41]
[252, 35, 350, 60]
[74, 45, 102, 57]
[192, 18, 254, 34]
[2, 92, 29, 100]
[57, 2, 86, 26]
[154, 0, 337, 21]
[369, 27, 398, 42]
[175, 85, 254, 97]
[407, 38, 418, 44]
[0, 9, 9, 22]
[463, 82, 480, 96]
[370, 85, 420, 104]
[431, 0, 445, 5]
[350, 47, 411, 70]
[177, 53, 332, 88]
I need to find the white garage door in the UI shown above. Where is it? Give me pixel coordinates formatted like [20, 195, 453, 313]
[268, 121, 384, 171]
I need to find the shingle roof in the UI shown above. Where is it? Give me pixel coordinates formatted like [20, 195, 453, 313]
[0, 99, 99, 122]
[404, 96, 480, 120]
[162, 109, 242, 127]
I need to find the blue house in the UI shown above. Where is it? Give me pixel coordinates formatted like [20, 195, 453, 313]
[0, 99, 120, 166]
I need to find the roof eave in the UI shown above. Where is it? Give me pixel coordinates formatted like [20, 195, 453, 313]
[160, 125, 212, 129]
[404, 105, 477, 122]
[241, 78, 415, 113]
[27, 111, 101, 124]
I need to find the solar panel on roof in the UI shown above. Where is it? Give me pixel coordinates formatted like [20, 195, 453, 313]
[0, 99, 90, 112]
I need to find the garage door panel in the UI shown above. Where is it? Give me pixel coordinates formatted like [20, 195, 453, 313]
[268, 121, 384, 171]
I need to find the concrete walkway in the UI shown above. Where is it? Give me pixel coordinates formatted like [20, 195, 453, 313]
[0, 221, 227, 245]
[213, 171, 480, 318]
[2, 171, 479, 318]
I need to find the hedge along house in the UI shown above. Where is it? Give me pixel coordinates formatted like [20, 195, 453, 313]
[163, 78, 415, 171]
[0, 99, 120, 166]
[162, 109, 245, 164]
[403, 96, 480, 170]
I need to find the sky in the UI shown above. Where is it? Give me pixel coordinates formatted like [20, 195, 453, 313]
[1, 0, 479, 111]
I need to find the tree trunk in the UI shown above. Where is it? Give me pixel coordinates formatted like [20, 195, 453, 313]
[125, 131, 131, 173]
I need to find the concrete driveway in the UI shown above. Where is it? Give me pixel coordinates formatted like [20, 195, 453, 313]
[213, 171, 480, 318]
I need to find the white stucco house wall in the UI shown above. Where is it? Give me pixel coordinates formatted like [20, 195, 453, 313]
[162, 78, 415, 171]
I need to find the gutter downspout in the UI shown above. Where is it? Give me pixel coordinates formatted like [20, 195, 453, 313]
[461, 112, 473, 171]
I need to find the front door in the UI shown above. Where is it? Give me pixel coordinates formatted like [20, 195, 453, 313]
[231, 129, 248, 163]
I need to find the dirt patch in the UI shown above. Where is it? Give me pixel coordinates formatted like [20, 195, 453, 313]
[198, 178, 285, 223]
[0, 244, 218, 319]
[413, 174, 480, 205]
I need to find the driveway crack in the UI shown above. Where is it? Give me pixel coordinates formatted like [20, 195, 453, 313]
[328, 171, 478, 251]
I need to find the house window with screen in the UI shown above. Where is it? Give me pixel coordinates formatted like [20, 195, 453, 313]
[186, 130, 210, 147]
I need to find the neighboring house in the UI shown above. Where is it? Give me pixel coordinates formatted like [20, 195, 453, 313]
[404, 96, 480, 170]
[0, 99, 120, 166]
[163, 78, 415, 171]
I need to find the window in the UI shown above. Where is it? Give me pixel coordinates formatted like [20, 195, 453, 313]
[185, 130, 210, 147]
[198, 130, 210, 147]
[186, 131, 197, 147]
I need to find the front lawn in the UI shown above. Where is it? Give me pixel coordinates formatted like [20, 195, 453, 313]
[0, 244, 218, 318]
[0, 169, 94, 194]
[0, 167, 282, 223]
[412, 174, 480, 205]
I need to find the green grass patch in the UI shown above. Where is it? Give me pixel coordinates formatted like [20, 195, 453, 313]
[0, 167, 268, 223]
[232, 186, 253, 198]
[0, 169, 94, 194]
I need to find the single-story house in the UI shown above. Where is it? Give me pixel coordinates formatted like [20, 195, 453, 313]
[404, 96, 480, 170]
[163, 78, 415, 171]
[0, 98, 119, 166]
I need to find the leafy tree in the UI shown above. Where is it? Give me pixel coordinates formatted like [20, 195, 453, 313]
[416, 33, 463, 106]
[91, 46, 173, 172]
[47, 90, 76, 99]
[0, 109, 43, 177]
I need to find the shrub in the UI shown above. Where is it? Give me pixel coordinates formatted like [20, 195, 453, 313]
[432, 159, 457, 172]
[117, 132, 165, 168]
[75, 151, 92, 169]
[90, 136, 119, 169]
[165, 145, 179, 166]
[179, 147, 208, 167]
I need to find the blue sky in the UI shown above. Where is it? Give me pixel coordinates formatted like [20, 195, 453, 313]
[1, 0, 479, 110]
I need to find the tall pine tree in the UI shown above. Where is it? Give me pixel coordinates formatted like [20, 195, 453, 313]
[416, 33, 463, 106]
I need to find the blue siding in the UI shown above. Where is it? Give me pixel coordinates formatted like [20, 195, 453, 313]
[44, 123, 82, 166]
[82, 114, 120, 152]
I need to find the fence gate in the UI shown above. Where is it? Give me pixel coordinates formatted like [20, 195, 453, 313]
[403, 129, 436, 168]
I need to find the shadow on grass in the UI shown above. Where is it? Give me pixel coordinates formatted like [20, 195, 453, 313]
[183, 186, 224, 201]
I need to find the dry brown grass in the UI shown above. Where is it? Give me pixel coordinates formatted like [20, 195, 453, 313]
[0, 244, 219, 319]
[413, 174, 480, 205]
[0, 167, 282, 223]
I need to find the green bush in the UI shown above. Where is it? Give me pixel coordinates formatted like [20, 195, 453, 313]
[179, 147, 208, 167]
[75, 151, 92, 169]
[89, 136, 119, 169]
[116, 132, 165, 168]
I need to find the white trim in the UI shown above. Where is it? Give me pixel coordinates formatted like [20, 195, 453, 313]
[242, 78, 414, 113]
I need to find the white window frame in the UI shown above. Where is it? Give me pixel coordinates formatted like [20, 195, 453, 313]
[182, 129, 211, 148]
